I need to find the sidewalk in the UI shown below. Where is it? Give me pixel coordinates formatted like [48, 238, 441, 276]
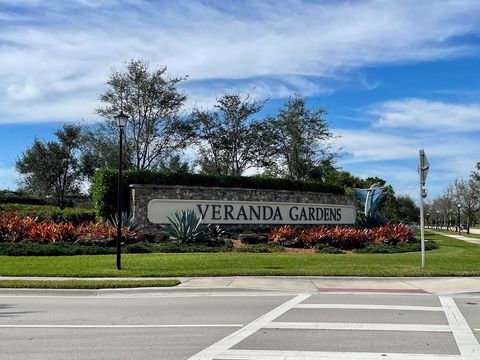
[428, 229, 480, 245]
[1, 275, 480, 295]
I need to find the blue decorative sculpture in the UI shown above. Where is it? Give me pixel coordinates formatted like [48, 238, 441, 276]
[355, 184, 385, 217]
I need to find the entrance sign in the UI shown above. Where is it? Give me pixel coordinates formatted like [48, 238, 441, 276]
[148, 199, 356, 225]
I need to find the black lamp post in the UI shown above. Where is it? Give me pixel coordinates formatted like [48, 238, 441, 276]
[457, 204, 461, 235]
[114, 111, 128, 270]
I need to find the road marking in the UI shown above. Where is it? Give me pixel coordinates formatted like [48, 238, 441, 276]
[216, 349, 461, 360]
[265, 322, 451, 332]
[317, 287, 427, 294]
[186, 294, 311, 360]
[308, 291, 430, 296]
[0, 324, 243, 328]
[439, 296, 480, 360]
[295, 304, 443, 311]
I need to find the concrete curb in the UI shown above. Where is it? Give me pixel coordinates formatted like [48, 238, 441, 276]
[1, 276, 480, 296]
[0, 287, 296, 297]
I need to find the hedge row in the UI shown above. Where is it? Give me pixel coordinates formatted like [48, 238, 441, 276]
[92, 169, 345, 219]
[0, 204, 96, 224]
[0, 243, 115, 256]
[0, 190, 46, 205]
[353, 239, 438, 253]
[0, 241, 231, 256]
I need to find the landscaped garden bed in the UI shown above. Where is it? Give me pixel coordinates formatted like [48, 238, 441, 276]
[0, 208, 435, 256]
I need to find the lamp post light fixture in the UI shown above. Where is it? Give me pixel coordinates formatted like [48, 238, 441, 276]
[436, 210, 440, 229]
[457, 203, 461, 235]
[114, 111, 128, 271]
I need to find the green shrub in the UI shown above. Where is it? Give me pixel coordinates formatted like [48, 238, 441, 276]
[0, 190, 46, 205]
[125, 243, 153, 253]
[0, 204, 96, 224]
[153, 241, 231, 253]
[235, 242, 285, 253]
[316, 246, 344, 254]
[0, 240, 235, 256]
[238, 233, 268, 244]
[353, 239, 438, 254]
[0, 243, 115, 256]
[92, 169, 345, 219]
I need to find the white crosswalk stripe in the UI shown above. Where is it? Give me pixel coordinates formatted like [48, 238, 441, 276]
[264, 322, 451, 332]
[186, 293, 479, 360]
[295, 304, 443, 311]
[216, 349, 462, 360]
[186, 294, 311, 360]
[439, 296, 480, 360]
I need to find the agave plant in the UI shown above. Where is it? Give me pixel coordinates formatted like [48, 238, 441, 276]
[163, 210, 209, 243]
[208, 224, 225, 241]
[109, 212, 138, 231]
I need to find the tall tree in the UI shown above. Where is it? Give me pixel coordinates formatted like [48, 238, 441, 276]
[95, 59, 193, 170]
[158, 154, 190, 173]
[192, 93, 271, 176]
[266, 95, 334, 180]
[471, 161, 480, 182]
[395, 195, 420, 224]
[79, 124, 130, 179]
[452, 178, 480, 230]
[16, 125, 85, 208]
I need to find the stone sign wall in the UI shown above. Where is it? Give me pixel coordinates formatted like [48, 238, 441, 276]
[130, 184, 356, 233]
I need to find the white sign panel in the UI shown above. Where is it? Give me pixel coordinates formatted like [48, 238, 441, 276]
[148, 199, 356, 225]
[419, 149, 430, 185]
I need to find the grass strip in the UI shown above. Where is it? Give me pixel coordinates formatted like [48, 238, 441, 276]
[0, 279, 180, 289]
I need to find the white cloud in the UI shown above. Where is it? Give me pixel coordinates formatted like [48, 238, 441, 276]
[0, 167, 19, 190]
[338, 128, 480, 163]
[370, 98, 480, 132]
[6, 81, 39, 100]
[182, 75, 333, 111]
[0, 0, 479, 123]
[337, 96, 480, 198]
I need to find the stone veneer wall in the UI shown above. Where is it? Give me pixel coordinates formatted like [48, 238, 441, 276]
[130, 184, 355, 233]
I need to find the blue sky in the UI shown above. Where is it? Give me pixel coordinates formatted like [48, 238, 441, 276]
[1, 0, 480, 200]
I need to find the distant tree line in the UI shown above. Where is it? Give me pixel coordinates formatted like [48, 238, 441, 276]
[427, 163, 480, 232]
[15, 59, 418, 223]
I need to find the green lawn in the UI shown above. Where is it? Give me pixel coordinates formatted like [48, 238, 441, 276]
[0, 232, 479, 277]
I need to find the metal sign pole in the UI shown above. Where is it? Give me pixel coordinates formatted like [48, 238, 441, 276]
[419, 173, 425, 268]
[418, 149, 429, 268]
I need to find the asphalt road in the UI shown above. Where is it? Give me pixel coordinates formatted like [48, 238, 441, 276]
[1, 291, 479, 360]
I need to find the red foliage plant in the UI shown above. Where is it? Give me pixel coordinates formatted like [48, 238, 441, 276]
[297, 224, 414, 249]
[268, 225, 297, 242]
[0, 212, 140, 244]
[370, 224, 414, 245]
[299, 226, 333, 247]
